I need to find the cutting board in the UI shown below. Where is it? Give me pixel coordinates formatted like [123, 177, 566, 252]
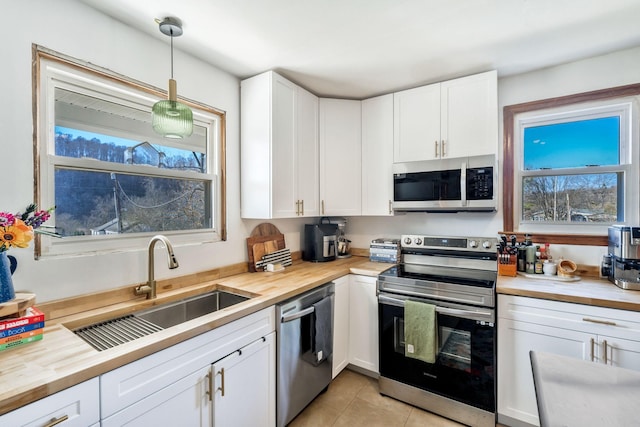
[247, 223, 286, 272]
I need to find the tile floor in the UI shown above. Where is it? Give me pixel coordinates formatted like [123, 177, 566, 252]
[288, 369, 466, 427]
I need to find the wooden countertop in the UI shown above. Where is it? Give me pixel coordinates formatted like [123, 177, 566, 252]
[497, 273, 640, 312]
[0, 257, 392, 415]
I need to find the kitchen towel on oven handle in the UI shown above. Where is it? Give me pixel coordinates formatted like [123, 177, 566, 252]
[404, 300, 438, 364]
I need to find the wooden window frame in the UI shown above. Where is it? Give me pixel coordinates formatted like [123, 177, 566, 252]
[502, 83, 640, 246]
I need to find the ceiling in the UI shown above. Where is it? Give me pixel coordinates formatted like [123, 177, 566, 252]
[79, 0, 640, 99]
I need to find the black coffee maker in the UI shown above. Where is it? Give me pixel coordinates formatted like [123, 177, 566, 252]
[303, 220, 338, 262]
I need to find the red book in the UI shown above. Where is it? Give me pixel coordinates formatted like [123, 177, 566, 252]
[0, 307, 45, 331]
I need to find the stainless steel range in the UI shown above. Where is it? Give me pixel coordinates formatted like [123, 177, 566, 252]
[377, 234, 497, 427]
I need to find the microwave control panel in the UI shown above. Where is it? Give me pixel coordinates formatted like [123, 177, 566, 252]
[466, 167, 493, 200]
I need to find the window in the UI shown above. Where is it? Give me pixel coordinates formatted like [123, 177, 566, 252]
[34, 48, 226, 257]
[503, 84, 640, 245]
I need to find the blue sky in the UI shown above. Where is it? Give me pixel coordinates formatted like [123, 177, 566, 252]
[524, 116, 619, 170]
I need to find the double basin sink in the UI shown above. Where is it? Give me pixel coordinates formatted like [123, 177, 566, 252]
[74, 290, 251, 351]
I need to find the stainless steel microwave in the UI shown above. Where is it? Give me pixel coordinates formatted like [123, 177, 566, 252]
[392, 154, 496, 212]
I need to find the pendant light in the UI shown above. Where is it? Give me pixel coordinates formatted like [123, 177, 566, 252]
[152, 17, 193, 139]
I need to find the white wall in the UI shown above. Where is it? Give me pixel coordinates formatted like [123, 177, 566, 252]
[6, 1, 640, 302]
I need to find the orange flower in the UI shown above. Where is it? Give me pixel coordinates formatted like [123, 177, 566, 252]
[0, 219, 34, 250]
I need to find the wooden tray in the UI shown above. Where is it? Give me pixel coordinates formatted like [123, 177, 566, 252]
[246, 223, 286, 272]
[0, 293, 36, 318]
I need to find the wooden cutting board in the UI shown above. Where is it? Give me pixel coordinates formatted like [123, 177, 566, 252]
[247, 223, 286, 272]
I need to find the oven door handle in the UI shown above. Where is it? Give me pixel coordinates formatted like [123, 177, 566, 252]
[378, 294, 493, 320]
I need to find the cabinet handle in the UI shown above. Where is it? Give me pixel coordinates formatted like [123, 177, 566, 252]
[590, 337, 595, 362]
[582, 317, 617, 326]
[603, 340, 609, 365]
[441, 140, 446, 157]
[217, 367, 225, 397]
[434, 140, 439, 157]
[206, 371, 213, 401]
[388, 200, 392, 215]
[301, 199, 304, 216]
[295, 200, 300, 216]
[321, 200, 325, 215]
[43, 415, 69, 427]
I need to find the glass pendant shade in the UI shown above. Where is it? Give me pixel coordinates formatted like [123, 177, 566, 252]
[152, 79, 193, 139]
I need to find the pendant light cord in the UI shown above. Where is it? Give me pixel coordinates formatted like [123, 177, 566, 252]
[170, 28, 174, 79]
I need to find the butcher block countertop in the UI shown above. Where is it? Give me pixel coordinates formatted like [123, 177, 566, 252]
[497, 274, 640, 312]
[0, 256, 391, 416]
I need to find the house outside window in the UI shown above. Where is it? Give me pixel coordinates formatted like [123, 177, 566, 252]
[503, 85, 640, 245]
[35, 48, 226, 257]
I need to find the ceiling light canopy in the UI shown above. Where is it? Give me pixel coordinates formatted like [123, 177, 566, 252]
[152, 17, 193, 139]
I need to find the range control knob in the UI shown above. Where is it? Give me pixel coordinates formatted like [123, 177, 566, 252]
[404, 237, 413, 245]
[414, 237, 422, 246]
[469, 240, 478, 249]
[482, 240, 492, 249]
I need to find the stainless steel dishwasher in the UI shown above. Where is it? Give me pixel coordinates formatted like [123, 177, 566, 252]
[276, 282, 334, 427]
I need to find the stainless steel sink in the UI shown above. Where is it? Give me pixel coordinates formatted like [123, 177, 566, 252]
[135, 290, 250, 329]
[74, 290, 251, 350]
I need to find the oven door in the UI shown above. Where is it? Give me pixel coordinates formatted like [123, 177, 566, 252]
[378, 292, 495, 412]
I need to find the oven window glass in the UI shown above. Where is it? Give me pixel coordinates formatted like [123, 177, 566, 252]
[394, 319, 472, 372]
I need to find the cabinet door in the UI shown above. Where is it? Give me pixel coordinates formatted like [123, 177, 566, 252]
[0, 378, 99, 427]
[319, 98, 362, 216]
[598, 334, 640, 370]
[271, 74, 298, 218]
[296, 86, 320, 217]
[362, 94, 394, 216]
[101, 366, 212, 427]
[348, 275, 379, 373]
[332, 275, 350, 378]
[212, 333, 276, 427]
[440, 70, 498, 159]
[497, 318, 591, 427]
[393, 83, 441, 163]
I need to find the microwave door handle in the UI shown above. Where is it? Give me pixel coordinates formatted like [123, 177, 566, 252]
[460, 161, 467, 206]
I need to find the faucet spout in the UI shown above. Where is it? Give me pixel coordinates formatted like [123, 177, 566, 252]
[135, 235, 179, 299]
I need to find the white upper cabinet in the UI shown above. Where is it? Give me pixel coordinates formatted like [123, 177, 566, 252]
[393, 70, 498, 163]
[241, 71, 319, 219]
[362, 94, 394, 216]
[319, 98, 362, 216]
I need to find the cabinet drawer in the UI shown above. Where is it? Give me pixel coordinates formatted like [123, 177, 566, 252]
[498, 295, 640, 339]
[0, 378, 99, 427]
[101, 307, 274, 417]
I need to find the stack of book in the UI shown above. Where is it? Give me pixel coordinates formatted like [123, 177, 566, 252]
[0, 306, 45, 352]
[369, 238, 401, 263]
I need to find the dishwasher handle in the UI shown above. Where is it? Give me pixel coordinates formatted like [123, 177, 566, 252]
[281, 306, 315, 323]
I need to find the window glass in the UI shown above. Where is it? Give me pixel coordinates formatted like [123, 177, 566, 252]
[523, 117, 620, 170]
[522, 173, 621, 223]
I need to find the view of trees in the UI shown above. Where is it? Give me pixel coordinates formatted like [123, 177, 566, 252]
[522, 174, 618, 222]
[54, 132, 209, 236]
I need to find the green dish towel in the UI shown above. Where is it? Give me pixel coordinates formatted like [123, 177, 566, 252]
[404, 300, 437, 364]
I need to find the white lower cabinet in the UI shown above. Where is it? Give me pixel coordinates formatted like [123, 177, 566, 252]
[332, 275, 350, 378]
[498, 295, 640, 427]
[348, 274, 379, 373]
[101, 307, 275, 426]
[101, 366, 212, 426]
[212, 332, 275, 427]
[0, 377, 99, 427]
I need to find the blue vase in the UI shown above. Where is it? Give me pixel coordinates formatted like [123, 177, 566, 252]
[0, 252, 16, 303]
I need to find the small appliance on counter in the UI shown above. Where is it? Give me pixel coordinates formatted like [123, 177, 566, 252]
[303, 220, 338, 262]
[607, 225, 640, 290]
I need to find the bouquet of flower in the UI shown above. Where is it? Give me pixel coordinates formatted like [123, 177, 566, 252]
[0, 204, 55, 252]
